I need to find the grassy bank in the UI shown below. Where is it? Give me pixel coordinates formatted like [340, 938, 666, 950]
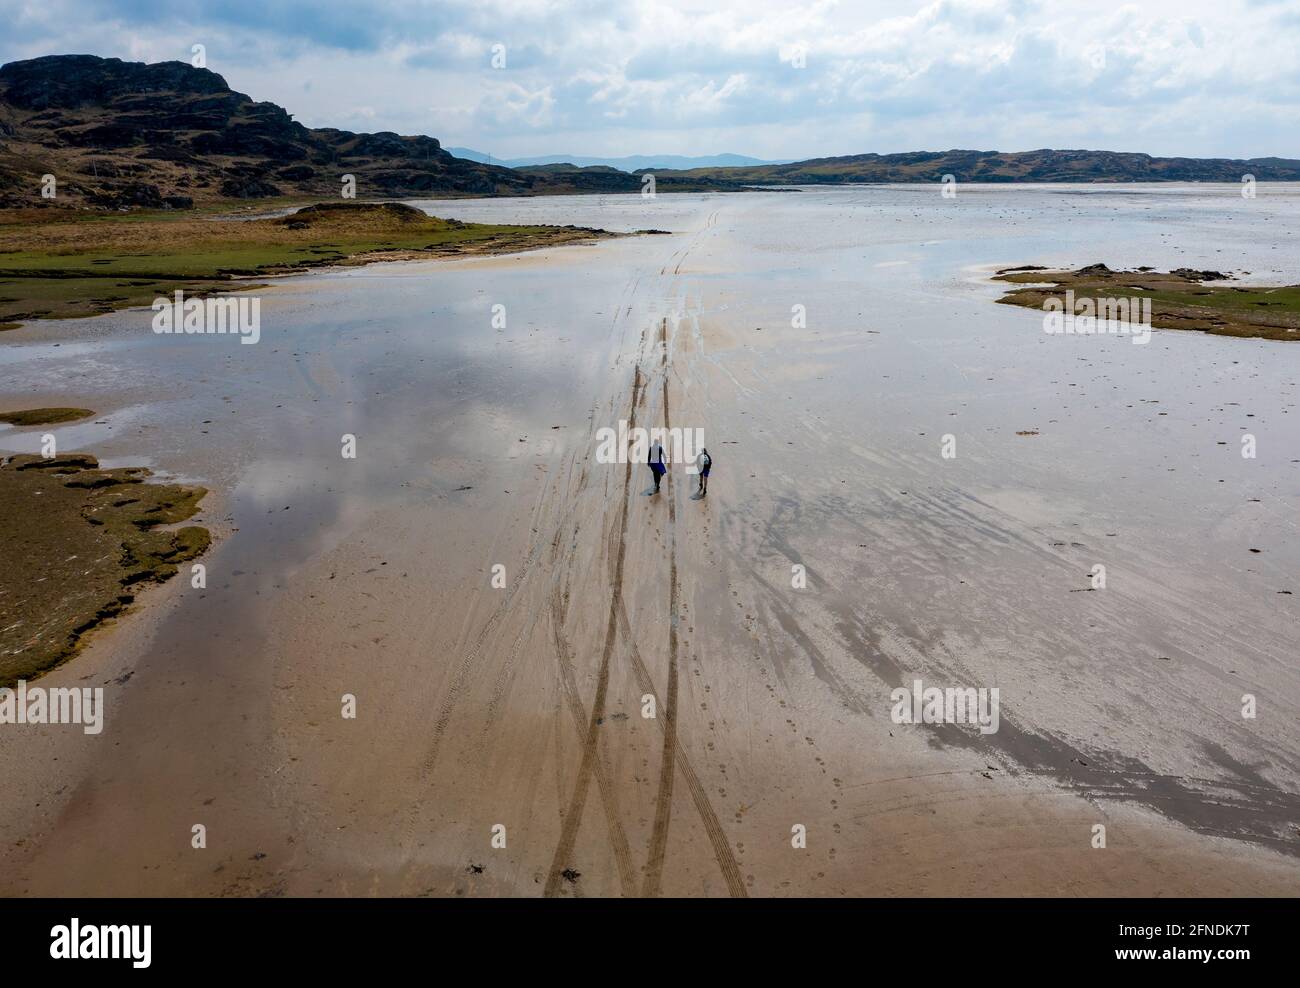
[994, 264, 1300, 341]
[0, 200, 616, 328]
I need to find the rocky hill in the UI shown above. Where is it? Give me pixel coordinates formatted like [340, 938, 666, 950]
[0, 54, 684, 208]
[655, 148, 1300, 185]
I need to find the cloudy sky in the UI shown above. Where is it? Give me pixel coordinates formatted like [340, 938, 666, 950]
[2, 0, 1298, 160]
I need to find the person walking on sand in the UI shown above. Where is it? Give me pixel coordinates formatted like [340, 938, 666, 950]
[648, 438, 667, 494]
[696, 447, 711, 497]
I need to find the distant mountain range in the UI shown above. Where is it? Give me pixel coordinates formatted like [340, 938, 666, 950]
[446, 149, 792, 171]
[2, 54, 1298, 210]
[652, 149, 1300, 184]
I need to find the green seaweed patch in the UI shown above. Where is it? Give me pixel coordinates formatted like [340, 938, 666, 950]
[0, 452, 211, 686]
[0, 407, 95, 426]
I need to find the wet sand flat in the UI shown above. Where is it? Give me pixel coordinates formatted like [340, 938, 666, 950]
[1, 185, 1298, 896]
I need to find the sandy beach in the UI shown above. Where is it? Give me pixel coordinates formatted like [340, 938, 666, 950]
[1, 185, 1298, 896]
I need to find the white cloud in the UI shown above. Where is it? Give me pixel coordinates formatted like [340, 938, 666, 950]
[0, 0, 1296, 159]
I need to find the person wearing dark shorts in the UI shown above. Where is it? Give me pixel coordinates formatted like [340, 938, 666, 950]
[697, 448, 711, 496]
[649, 440, 666, 494]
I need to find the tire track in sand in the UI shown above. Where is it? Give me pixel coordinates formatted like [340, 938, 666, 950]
[616, 594, 747, 896]
[422, 430, 591, 777]
[637, 314, 745, 897]
[543, 369, 643, 896]
[642, 351, 679, 897]
[548, 594, 639, 896]
[543, 459, 638, 897]
[549, 237, 746, 896]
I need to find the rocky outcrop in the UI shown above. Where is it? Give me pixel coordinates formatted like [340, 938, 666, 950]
[0, 53, 554, 207]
